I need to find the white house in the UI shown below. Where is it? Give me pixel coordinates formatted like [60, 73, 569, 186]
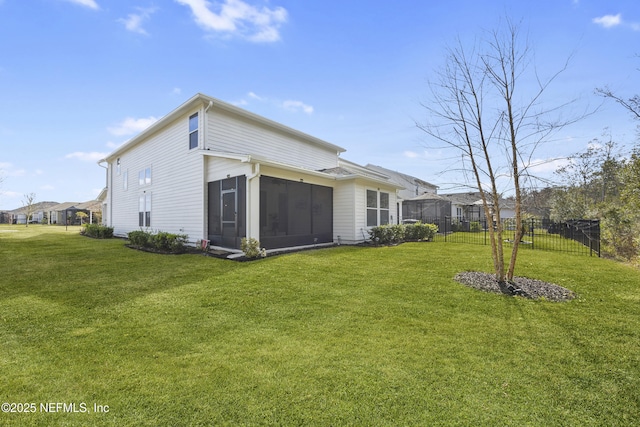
[440, 192, 516, 221]
[99, 93, 404, 250]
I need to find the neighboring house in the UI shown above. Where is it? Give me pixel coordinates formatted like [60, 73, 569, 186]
[440, 192, 516, 222]
[364, 164, 438, 200]
[6, 201, 59, 224]
[48, 201, 99, 225]
[99, 93, 404, 250]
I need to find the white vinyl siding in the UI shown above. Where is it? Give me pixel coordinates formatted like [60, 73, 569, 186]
[109, 109, 204, 240]
[206, 109, 338, 171]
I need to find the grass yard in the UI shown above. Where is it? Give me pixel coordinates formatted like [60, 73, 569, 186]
[1, 225, 639, 426]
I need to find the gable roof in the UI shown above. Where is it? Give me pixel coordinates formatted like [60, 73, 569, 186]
[101, 93, 346, 163]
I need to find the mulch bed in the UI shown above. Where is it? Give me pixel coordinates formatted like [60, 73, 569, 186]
[454, 271, 575, 302]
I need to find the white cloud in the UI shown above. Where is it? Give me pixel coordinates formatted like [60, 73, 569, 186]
[0, 163, 26, 177]
[282, 100, 313, 114]
[592, 13, 640, 31]
[41, 185, 55, 191]
[108, 116, 158, 136]
[119, 7, 156, 35]
[64, 0, 99, 10]
[175, 0, 287, 42]
[172, 87, 182, 95]
[106, 141, 120, 149]
[248, 91, 266, 101]
[593, 14, 622, 28]
[65, 151, 109, 162]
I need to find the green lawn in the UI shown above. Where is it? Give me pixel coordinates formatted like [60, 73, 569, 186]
[1, 225, 638, 426]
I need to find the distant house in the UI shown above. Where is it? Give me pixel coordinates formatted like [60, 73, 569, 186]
[6, 201, 58, 224]
[440, 192, 516, 222]
[99, 93, 405, 250]
[48, 201, 101, 225]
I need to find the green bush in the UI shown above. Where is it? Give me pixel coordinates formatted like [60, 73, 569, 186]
[81, 223, 114, 239]
[241, 237, 266, 259]
[369, 222, 438, 245]
[405, 222, 438, 241]
[127, 230, 188, 253]
[127, 230, 150, 247]
[469, 221, 482, 232]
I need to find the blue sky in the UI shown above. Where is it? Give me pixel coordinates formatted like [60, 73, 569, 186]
[0, 0, 638, 209]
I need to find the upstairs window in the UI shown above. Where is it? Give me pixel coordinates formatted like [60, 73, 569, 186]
[189, 113, 198, 149]
[138, 167, 151, 186]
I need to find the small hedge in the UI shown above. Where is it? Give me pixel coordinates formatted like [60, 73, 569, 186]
[80, 224, 114, 239]
[127, 230, 189, 253]
[369, 222, 438, 245]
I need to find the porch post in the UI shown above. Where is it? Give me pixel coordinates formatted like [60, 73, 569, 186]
[246, 164, 261, 243]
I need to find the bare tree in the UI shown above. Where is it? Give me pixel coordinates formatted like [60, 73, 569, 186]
[22, 193, 36, 227]
[419, 19, 583, 283]
[596, 88, 640, 121]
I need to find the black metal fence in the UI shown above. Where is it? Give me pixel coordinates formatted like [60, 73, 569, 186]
[418, 217, 600, 256]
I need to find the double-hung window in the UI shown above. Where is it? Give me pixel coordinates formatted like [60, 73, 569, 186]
[138, 167, 151, 186]
[189, 113, 198, 149]
[139, 193, 151, 227]
[366, 190, 390, 227]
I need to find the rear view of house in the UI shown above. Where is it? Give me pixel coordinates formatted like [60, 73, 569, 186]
[100, 93, 403, 250]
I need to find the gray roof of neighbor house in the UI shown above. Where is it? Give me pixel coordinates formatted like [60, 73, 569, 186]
[406, 192, 448, 201]
[441, 192, 514, 208]
[100, 93, 346, 163]
[76, 200, 102, 211]
[48, 202, 81, 211]
[440, 192, 484, 206]
[364, 164, 438, 191]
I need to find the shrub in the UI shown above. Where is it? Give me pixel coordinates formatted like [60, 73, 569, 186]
[469, 221, 482, 232]
[127, 230, 150, 247]
[241, 237, 266, 259]
[369, 224, 404, 245]
[127, 230, 188, 253]
[406, 222, 438, 241]
[369, 222, 437, 245]
[81, 223, 114, 239]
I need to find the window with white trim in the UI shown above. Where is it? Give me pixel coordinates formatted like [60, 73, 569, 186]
[139, 193, 151, 227]
[138, 167, 151, 186]
[366, 189, 390, 227]
[189, 113, 198, 149]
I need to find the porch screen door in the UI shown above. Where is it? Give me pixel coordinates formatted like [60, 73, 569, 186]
[221, 186, 237, 247]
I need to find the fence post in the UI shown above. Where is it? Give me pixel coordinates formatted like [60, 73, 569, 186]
[445, 216, 448, 242]
[531, 218, 535, 250]
[484, 218, 487, 246]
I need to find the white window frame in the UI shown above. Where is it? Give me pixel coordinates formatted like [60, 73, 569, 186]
[189, 113, 198, 150]
[138, 167, 151, 186]
[366, 189, 390, 227]
[139, 193, 151, 227]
